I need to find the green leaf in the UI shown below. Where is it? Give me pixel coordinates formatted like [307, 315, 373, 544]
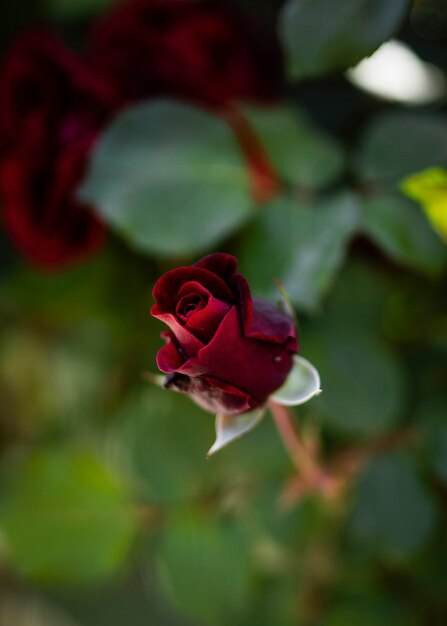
[80, 100, 252, 258]
[351, 452, 436, 557]
[303, 331, 405, 438]
[401, 167, 447, 243]
[110, 386, 215, 504]
[361, 193, 447, 274]
[355, 112, 447, 184]
[239, 192, 360, 311]
[279, 0, 409, 79]
[321, 597, 415, 626]
[294, 260, 406, 438]
[242, 105, 344, 189]
[421, 417, 447, 484]
[428, 427, 447, 483]
[0, 448, 137, 584]
[310, 259, 391, 333]
[157, 510, 251, 624]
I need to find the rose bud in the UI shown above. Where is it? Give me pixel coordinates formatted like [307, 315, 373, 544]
[88, 0, 282, 108]
[151, 253, 298, 416]
[0, 31, 119, 268]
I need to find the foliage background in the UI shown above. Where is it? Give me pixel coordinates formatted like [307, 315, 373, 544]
[1, 0, 447, 625]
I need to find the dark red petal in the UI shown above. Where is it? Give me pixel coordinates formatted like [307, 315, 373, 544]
[232, 272, 253, 332]
[194, 252, 238, 281]
[151, 311, 204, 357]
[232, 272, 297, 348]
[185, 296, 232, 343]
[177, 280, 212, 299]
[0, 140, 105, 268]
[176, 307, 294, 403]
[152, 265, 235, 313]
[248, 298, 298, 348]
[0, 29, 119, 149]
[156, 332, 187, 373]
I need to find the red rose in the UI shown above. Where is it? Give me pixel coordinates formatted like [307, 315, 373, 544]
[151, 253, 297, 415]
[88, 0, 282, 107]
[0, 31, 119, 268]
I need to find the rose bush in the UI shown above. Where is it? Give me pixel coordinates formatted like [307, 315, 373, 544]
[0, 31, 118, 267]
[151, 253, 297, 415]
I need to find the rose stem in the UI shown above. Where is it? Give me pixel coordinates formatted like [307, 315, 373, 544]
[269, 400, 317, 477]
[268, 400, 339, 498]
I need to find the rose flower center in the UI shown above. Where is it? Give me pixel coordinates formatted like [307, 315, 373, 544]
[176, 293, 208, 321]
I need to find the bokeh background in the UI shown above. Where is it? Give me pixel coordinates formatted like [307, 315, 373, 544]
[1, 0, 447, 624]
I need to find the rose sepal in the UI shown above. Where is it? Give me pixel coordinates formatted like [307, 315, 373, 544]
[207, 407, 266, 457]
[271, 355, 321, 407]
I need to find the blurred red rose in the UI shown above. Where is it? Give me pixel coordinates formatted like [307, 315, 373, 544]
[0, 31, 119, 268]
[88, 0, 282, 107]
[88, 0, 282, 202]
[151, 253, 297, 415]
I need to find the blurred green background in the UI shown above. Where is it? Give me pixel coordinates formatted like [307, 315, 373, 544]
[1, 0, 447, 625]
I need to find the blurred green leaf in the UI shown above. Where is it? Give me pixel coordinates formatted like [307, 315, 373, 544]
[0, 448, 137, 584]
[44, 570, 190, 626]
[428, 427, 447, 483]
[401, 167, 447, 243]
[355, 112, 447, 184]
[80, 100, 252, 258]
[408, 530, 447, 608]
[110, 386, 215, 504]
[361, 193, 447, 274]
[157, 509, 251, 625]
[251, 488, 326, 549]
[0, 326, 112, 435]
[212, 415, 290, 481]
[0, 590, 80, 626]
[233, 577, 298, 626]
[421, 415, 447, 484]
[312, 260, 392, 333]
[0, 245, 152, 335]
[321, 596, 415, 626]
[279, 0, 409, 79]
[303, 331, 405, 438]
[239, 192, 360, 311]
[297, 261, 406, 437]
[242, 105, 344, 189]
[351, 452, 437, 557]
[43, 0, 117, 19]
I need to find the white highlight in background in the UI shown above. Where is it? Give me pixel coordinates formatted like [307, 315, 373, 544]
[347, 40, 447, 105]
